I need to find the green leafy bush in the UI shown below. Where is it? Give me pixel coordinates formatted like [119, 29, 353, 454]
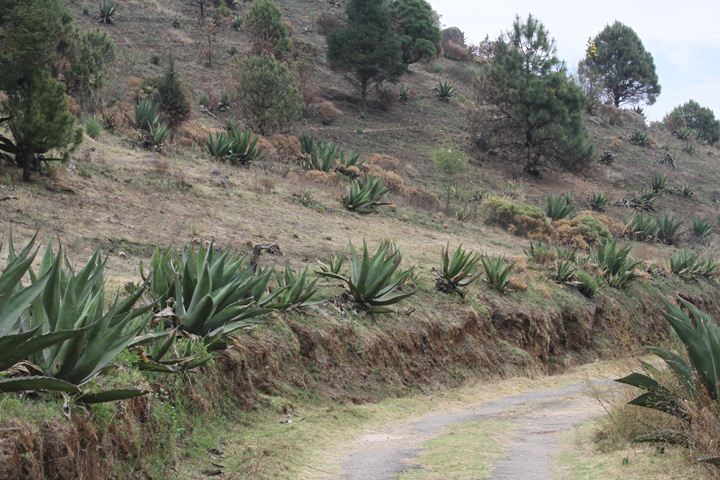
[389, 0, 441, 65]
[593, 238, 640, 288]
[577, 270, 599, 298]
[154, 59, 191, 127]
[435, 244, 480, 294]
[67, 29, 116, 102]
[318, 240, 416, 314]
[525, 240, 556, 265]
[482, 196, 549, 237]
[342, 176, 390, 213]
[545, 194, 575, 220]
[481, 255, 515, 293]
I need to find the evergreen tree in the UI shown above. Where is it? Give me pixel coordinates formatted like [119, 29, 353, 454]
[389, 0, 441, 65]
[666, 100, 720, 145]
[245, 0, 291, 58]
[326, 0, 405, 111]
[470, 15, 592, 174]
[582, 22, 660, 107]
[154, 59, 191, 127]
[66, 30, 116, 105]
[0, 0, 80, 181]
[236, 53, 302, 134]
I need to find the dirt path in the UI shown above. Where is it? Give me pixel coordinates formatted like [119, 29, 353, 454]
[337, 381, 610, 480]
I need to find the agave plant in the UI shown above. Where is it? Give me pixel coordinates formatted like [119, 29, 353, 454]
[617, 298, 720, 439]
[1, 242, 152, 403]
[628, 212, 659, 241]
[650, 173, 668, 193]
[679, 182, 694, 197]
[342, 176, 390, 214]
[226, 127, 262, 166]
[481, 255, 515, 293]
[338, 150, 364, 170]
[544, 195, 575, 221]
[593, 238, 640, 288]
[133, 325, 212, 374]
[589, 192, 609, 212]
[318, 240, 416, 314]
[264, 267, 321, 311]
[0, 236, 82, 373]
[205, 131, 232, 159]
[674, 126, 695, 141]
[631, 187, 658, 211]
[437, 81, 455, 101]
[629, 130, 650, 147]
[525, 240, 555, 265]
[555, 260, 577, 284]
[399, 85, 410, 103]
[145, 244, 273, 343]
[317, 254, 346, 275]
[99, 0, 118, 24]
[691, 218, 713, 239]
[144, 121, 169, 148]
[302, 140, 340, 172]
[435, 244, 480, 294]
[134, 99, 160, 131]
[656, 214, 683, 245]
[669, 250, 718, 280]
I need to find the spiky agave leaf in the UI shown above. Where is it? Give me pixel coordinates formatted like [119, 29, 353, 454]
[342, 176, 390, 214]
[436, 244, 480, 292]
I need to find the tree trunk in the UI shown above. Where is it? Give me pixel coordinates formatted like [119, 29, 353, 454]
[360, 80, 368, 114]
[20, 148, 32, 182]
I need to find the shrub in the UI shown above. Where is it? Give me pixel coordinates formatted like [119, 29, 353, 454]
[435, 244, 480, 294]
[342, 176, 390, 213]
[691, 218, 713, 239]
[650, 173, 668, 193]
[629, 130, 650, 146]
[318, 240, 416, 314]
[589, 192, 609, 212]
[245, 0, 292, 57]
[593, 238, 640, 288]
[236, 53, 302, 134]
[665, 100, 720, 145]
[99, 0, 118, 24]
[317, 101, 342, 125]
[437, 81, 455, 101]
[545, 194, 575, 220]
[154, 59, 191, 127]
[84, 116, 102, 139]
[66, 29, 116, 102]
[577, 270, 599, 298]
[482, 196, 549, 237]
[656, 214, 683, 245]
[443, 41, 472, 61]
[481, 255, 515, 293]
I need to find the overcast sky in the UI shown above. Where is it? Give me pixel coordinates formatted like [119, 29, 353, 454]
[428, 0, 720, 121]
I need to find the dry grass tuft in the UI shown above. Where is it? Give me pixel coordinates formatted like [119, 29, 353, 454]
[369, 153, 403, 172]
[365, 163, 405, 193]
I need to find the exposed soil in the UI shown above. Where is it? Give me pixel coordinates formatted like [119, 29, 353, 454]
[337, 381, 609, 480]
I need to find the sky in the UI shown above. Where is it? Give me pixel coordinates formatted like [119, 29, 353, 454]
[428, 0, 720, 121]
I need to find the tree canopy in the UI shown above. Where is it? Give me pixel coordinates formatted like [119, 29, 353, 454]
[582, 22, 660, 107]
[470, 14, 592, 174]
[389, 0, 441, 65]
[666, 100, 720, 145]
[326, 0, 405, 110]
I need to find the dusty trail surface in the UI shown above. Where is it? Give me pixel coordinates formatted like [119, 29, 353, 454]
[337, 381, 610, 480]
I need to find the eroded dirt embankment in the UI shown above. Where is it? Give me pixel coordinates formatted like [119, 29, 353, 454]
[1, 285, 718, 479]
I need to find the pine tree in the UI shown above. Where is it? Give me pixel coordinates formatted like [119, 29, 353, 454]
[0, 0, 81, 181]
[236, 53, 302, 134]
[326, 0, 405, 111]
[389, 0, 441, 65]
[581, 22, 660, 107]
[245, 0, 291, 58]
[155, 58, 191, 127]
[470, 15, 592, 174]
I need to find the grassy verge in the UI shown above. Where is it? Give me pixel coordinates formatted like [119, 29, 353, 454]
[555, 420, 711, 480]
